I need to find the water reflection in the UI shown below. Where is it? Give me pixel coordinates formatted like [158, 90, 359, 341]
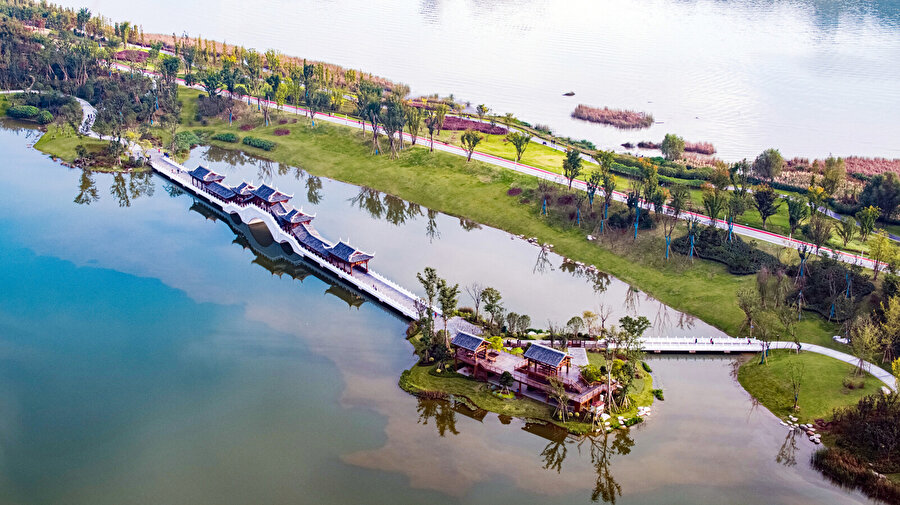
[306, 175, 323, 204]
[73, 171, 99, 205]
[776, 429, 800, 467]
[416, 397, 462, 436]
[425, 209, 440, 242]
[560, 258, 610, 294]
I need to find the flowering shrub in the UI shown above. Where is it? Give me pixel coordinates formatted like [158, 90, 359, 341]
[274, 129, 290, 136]
[441, 116, 507, 135]
[114, 50, 148, 63]
[278, 119, 288, 125]
[571, 104, 653, 129]
[239, 123, 255, 131]
[845, 157, 900, 178]
[507, 187, 522, 196]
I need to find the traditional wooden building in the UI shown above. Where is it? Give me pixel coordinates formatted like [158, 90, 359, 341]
[205, 181, 237, 201]
[187, 166, 225, 188]
[277, 208, 315, 232]
[451, 332, 488, 363]
[250, 184, 292, 212]
[231, 181, 257, 205]
[324, 240, 374, 275]
[521, 343, 572, 377]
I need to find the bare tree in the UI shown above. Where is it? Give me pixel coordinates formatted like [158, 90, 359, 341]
[787, 360, 805, 410]
[465, 282, 484, 321]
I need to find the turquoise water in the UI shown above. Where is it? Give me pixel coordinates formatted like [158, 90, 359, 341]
[0, 128, 871, 504]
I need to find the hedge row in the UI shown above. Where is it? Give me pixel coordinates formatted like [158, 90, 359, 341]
[671, 227, 779, 275]
[608, 161, 705, 188]
[242, 136, 275, 151]
[212, 132, 238, 143]
[7, 104, 39, 119]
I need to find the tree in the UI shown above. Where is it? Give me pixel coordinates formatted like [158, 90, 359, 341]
[403, 104, 424, 145]
[506, 312, 520, 336]
[517, 314, 531, 336]
[424, 103, 448, 152]
[821, 156, 846, 195]
[752, 148, 785, 181]
[730, 159, 752, 198]
[806, 214, 833, 253]
[76, 8, 91, 31]
[860, 172, 900, 220]
[582, 311, 599, 340]
[786, 196, 809, 237]
[506, 131, 531, 162]
[851, 317, 880, 376]
[753, 310, 779, 364]
[856, 206, 880, 241]
[879, 296, 900, 364]
[701, 183, 726, 226]
[499, 371, 514, 394]
[593, 151, 616, 230]
[660, 133, 685, 161]
[475, 103, 489, 121]
[562, 149, 582, 189]
[438, 280, 460, 349]
[619, 315, 650, 341]
[548, 377, 569, 422]
[663, 185, 688, 259]
[460, 129, 483, 162]
[380, 96, 407, 158]
[583, 170, 601, 210]
[786, 360, 805, 411]
[868, 231, 895, 280]
[751, 184, 781, 229]
[200, 69, 221, 98]
[736, 287, 758, 337]
[806, 185, 828, 216]
[417, 267, 440, 345]
[356, 80, 384, 154]
[566, 316, 584, 340]
[482, 287, 503, 328]
[835, 216, 858, 249]
[465, 282, 484, 321]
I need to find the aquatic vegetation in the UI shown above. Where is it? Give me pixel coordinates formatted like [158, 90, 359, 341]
[571, 104, 654, 129]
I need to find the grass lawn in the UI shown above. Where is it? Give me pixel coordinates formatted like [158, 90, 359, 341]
[737, 350, 883, 423]
[173, 87, 847, 348]
[33, 125, 109, 163]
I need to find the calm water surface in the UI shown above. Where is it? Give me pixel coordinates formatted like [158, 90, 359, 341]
[0, 126, 874, 503]
[59, 0, 900, 160]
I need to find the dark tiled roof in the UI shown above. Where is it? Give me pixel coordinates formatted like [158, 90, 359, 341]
[292, 223, 332, 256]
[269, 202, 291, 216]
[206, 181, 236, 200]
[523, 343, 568, 367]
[451, 331, 486, 352]
[282, 209, 314, 224]
[326, 240, 374, 263]
[187, 166, 225, 183]
[232, 181, 256, 196]
[251, 184, 291, 203]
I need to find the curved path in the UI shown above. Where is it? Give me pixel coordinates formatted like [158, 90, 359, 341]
[523, 337, 897, 391]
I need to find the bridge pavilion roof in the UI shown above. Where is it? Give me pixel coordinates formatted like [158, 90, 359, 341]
[232, 181, 256, 196]
[282, 209, 315, 225]
[187, 166, 225, 183]
[205, 181, 236, 200]
[251, 184, 291, 204]
[325, 240, 374, 263]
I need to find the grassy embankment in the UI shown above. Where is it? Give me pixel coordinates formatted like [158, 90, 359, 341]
[173, 87, 842, 349]
[737, 350, 883, 423]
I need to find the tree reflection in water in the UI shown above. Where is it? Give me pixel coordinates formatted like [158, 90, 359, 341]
[384, 194, 410, 225]
[559, 258, 610, 294]
[306, 175, 323, 204]
[579, 430, 634, 503]
[459, 217, 481, 231]
[534, 246, 553, 274]
[164, 182, 185, 198]
[128, 170, 154, 200]
[776, 429, 799, 467]
[350, 186, 385, 219]
[73, 170, 99, 205]
[415, 397, 460, 437]
[425, 209, 440, 242]
[110, 172, 130, 207]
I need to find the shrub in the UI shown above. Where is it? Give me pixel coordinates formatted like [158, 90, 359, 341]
[785, 256, 873, 321]
[114, 50, 148, 63]
[507, 187, 522, 196]
[242, 136, 276, 151]
[173, 131, 201, 152]
[211, 132, 238, 143]
[671, 226, 780, 275]
[441, 116, 507, 135]
[623, 416, 644, 427]
[239, 123, 255, 131]
[274, 128, 290, 136]
[37, 110, 53, 124]
[6, 105, 40, 119]
[641, 361, 652, 373]
[652, 389, 664, 400]
[580, 364, 604, 384]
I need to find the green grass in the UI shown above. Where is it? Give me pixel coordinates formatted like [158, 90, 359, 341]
[173, 87, 848, 348]
[737, 350, 883, 423]
[32, 125, 109, 163]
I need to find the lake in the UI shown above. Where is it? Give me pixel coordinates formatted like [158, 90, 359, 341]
[0, 125, 871, 503]
[57, 0, 900, 160]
